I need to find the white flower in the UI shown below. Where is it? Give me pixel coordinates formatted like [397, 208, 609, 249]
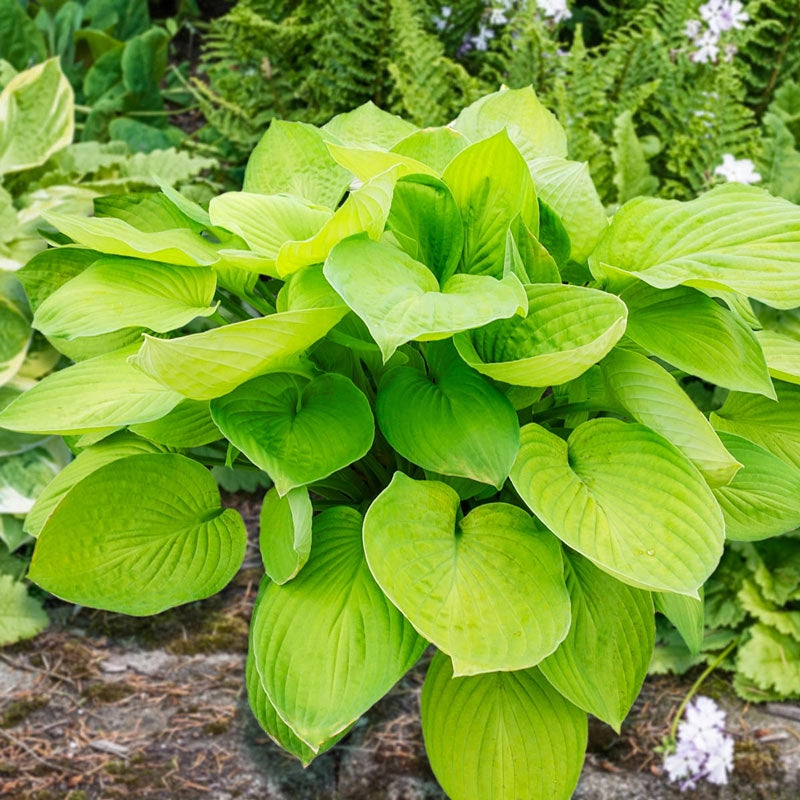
[700, 0, 749, 33]
[684, 19, 703, 39]
[685, 695, 727, 732]
[470, 24, 495, 50]
[724, 42, 738, 61]
[433, 5, 452, 30]
[714, 153, 761, 184]
[537, 0, 572, 24]
[690, 29, 720, 63]
[489, 7, 509, 25]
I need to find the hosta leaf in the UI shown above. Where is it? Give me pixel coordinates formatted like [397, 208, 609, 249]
[421, 651, 586, 800]
[654, 591, 704, 655]
[590, 184, 800, 309]
[24, 431, 167, 537]
[0, 515, 29, 553]
[323, 101, 417, 149]
[755, 329, 800, 384]
[454, 284, 627, 387]
[210, 373, 374, 496]
[0, 345, 182, 435]
[327, 143, 436, 182]
[539, 554, 654, 731]
[128, 399, 221, 448]
[324, 235, 527, 362]
[244, 120, 351, 209]
[376, 340, 519, 488]
[712, 432, 800, 541]
[451, 86, 568, 161]
[386, 174, 463, 283]
[276, 168, 399, 277]
[391, 126, 468, 172]
[209, 192, 331, 275]
[0, 293, 30, 387]
[620, 282, 774, 397]
[16, 247, 100, 311]
[0, 59, 73, 175]
[33, 257, 218, 339]
[600, 348, 741, 486]
[511, 420, 725, 595]
[737, 624, 800, 696]
[711, 381, 800, 470]
[259, 487, 312, 584]
[45, 211, 221, 267]
[251, 507, 426, 750]
[443, 131, 537, 277]
[0, 575, 49, 646]
[528, 158, 608, 262]
[276, 264, 343, 312]
[131, 306, 346, 401]
[245, 604, 346, 765]
[28, 453, 247, 615]
[363, 474, 570, 675]
[0, 445, 63, 515]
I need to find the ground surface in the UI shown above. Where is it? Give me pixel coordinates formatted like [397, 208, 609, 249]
[2, 495, 800, 800]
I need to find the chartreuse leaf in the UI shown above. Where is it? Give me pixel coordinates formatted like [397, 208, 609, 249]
[590, 184, 800, 309]
[363, 474, 570, 675]
[33, 257, 218, 339]
[539, 554, 654, 731]
[376, 341, 519, 488]
[24, 432, 167, 537]
[0, 291, 30, 387]
[327, 143, 436, 183]
[276, 264, 343, 312]
[454, 284, 626, 387]
[0, 58, 73, 175]
[600, 348, 741, 487]
[507, 215, 561, 285]
[210, 373, 374, 496]
[0, 445, 64, 514]
[28, 453, 247, 615]
[528, 158, 608, 263]
[386, 174, 463, 283]
[259, 487, 312, 584]
[276, 168, 399, 277]
[755, 329, 800, 384]
[129, 399, 221, 448]
[325, 235, 526, 362]
[391, 126, 468, 172]
[711, 381, 800, 470]
[208, 193, 332, 276]
[443, 131, 537, 277]
[45, 211, 222, 267]
[244, 120, 352, 209]
[451, 86, 568, 161]
[737, 624, 800, 696]
[0, 575, 49, 646]
[251, 507, 426, 750]
[620, 282, 774, 397]
[711, 432, 800, 541]
[131, 306, 347, 401]
[16, 247, 100, 311]
[323, 101, 417, 149]
[245, 593, 347, 765]
[511, 420, 725, 595]
[653, 591, 704, 655]
[0, 345, 182, 435]
[421, 651, 586, 800]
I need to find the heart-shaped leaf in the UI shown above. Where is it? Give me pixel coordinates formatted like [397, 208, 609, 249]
[128, 399, 221, 448]
[251, 507, 426, 750]
[28, 453, 247, 615]
[511, 420, 725, 595]
[421, 651, 586, 800]
[259, 487, 313, 584]
[391, 126, 468, 172]
[323, 101, 417, 149]
[377, 340, 519, 487]
[211, 373, 374, 495]
[454, 284, 627, 387]
[363, 473, 570, 675]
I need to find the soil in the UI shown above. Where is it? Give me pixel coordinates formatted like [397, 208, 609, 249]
[2, 494, 800, 800]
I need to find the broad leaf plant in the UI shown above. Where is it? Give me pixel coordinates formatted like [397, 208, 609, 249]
[3, 88, 800, 799]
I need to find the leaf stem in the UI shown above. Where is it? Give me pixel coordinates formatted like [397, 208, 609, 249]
[668, 639, 738, 743]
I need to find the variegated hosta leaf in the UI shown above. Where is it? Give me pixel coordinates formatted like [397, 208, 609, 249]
[511, 419, 725, 595]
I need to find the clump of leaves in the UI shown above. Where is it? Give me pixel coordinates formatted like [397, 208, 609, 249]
[4, 88, 800, 799]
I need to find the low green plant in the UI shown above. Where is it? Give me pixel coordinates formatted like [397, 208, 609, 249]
[0, 56, 214, 646]
[3, 87, 800, 798]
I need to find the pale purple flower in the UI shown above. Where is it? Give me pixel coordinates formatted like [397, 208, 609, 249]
[537, 0, 572, 24]
[433, 5, 452, 31]
[488, 6, 509, 25]
[724, 42, 738, 61]
[701, 0, 749, 33]
[684, 19, 703, 38]
[714, 153, 761, 184]
[470, 24, 495, 50]
[690, 29, 720, 63]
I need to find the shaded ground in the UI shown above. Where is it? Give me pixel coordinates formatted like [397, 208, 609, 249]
[2, 495, 799, 799]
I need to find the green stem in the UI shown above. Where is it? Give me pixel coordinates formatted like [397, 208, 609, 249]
[669, 639, 737, 743]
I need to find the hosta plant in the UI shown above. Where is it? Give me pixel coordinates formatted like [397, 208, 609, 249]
[3, 87, 800, 799]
